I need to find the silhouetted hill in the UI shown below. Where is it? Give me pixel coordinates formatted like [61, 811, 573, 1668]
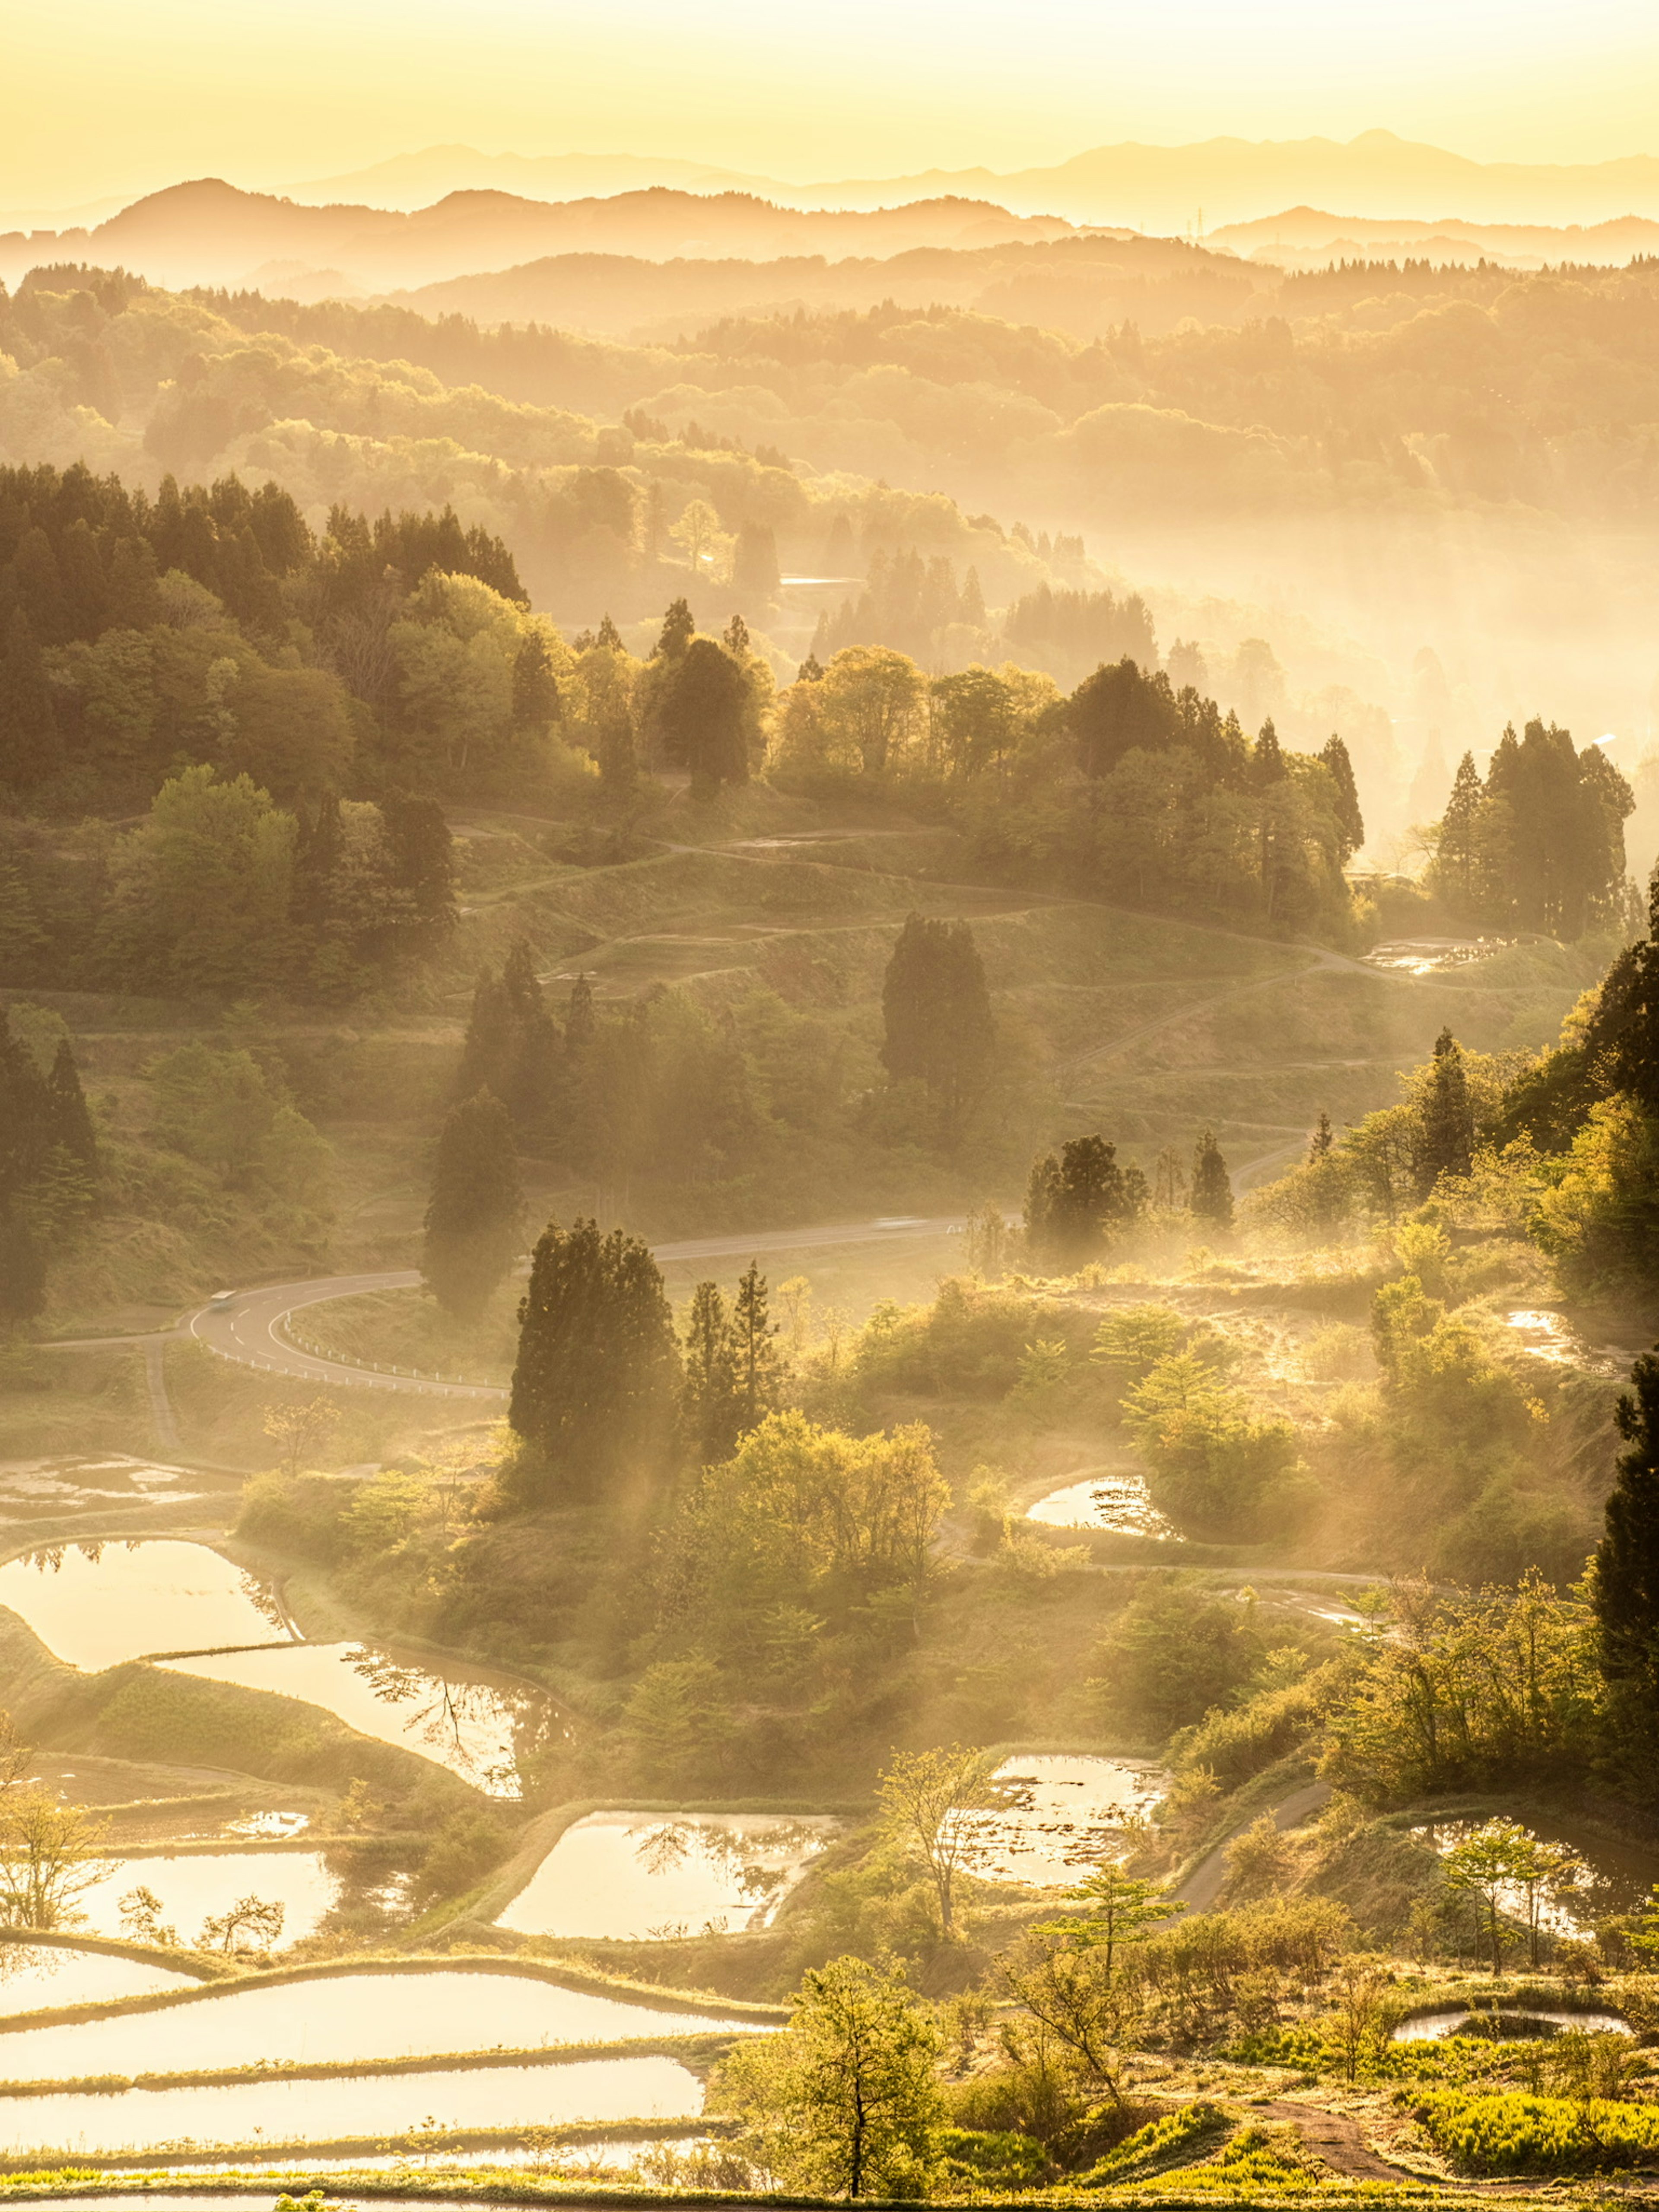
[0, 180, 1077, 294]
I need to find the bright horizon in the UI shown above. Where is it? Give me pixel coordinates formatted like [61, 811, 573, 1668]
[4, 0, 1657, 213]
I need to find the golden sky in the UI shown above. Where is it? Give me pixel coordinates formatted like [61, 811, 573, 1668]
[4, 0, 1657, 211]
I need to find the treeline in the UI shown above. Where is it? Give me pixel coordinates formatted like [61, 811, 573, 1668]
[1425, 718, 1634, 936]
[0, 458, 563, 814]
[777, 649, 1364, 932]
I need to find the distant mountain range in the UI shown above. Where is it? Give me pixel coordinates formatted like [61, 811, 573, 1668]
[286, 130, 1659, 230]
[1210, 205, 1659, 271]
[0, 179, 1080, 296]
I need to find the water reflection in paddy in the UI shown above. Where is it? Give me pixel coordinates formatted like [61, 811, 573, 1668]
[1395, 2005, 1632, 2042]
[160, 1642, 557, 1797]
[962, 1756, 1167, 1886]
[0, 2056, 703, 2155]
[74, 1852, 340, 1947]
[1409, 1817, 1654, 1940]
[0, 1459, 207, 1523]
[0, 1967, 766, 2082]
[499, 1814, 839, 1939]
[0, 1541, 292, 1670]
[1026, 1471, 1175, 1538]
[0, 1943, 198, 2015]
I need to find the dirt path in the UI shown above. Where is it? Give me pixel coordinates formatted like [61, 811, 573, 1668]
[1173, 1780, 1332, 1910]
[1249, 2099, 1414, 2180]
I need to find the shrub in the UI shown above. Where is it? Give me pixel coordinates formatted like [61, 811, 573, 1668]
[1406, 2087, 1659, 2174]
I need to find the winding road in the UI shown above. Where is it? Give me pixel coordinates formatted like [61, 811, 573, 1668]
[56, 1214, 970, 1400]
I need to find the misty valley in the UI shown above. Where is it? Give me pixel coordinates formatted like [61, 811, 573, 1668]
[5, 70, 1659, 2212]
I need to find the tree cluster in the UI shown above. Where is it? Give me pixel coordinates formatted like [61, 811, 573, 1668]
[1428, 720, 1633, 937]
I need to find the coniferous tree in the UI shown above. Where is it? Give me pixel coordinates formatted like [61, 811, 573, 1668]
[381, 792, 457, 947]
[1319, 735, 1365, 864]
[1190, 1130, 1235, 1230]
[681, 1281, 742, 1464]
[596, 613, 624, 650]
[422, 1089, 524, 1322]
[1415, 1027, 1475, 1195]
[508, 1218, 680, 1501]
[731, 1261, 781, 1432]
[1025, 1133, 1140, 1268]
[1594, 1351, 1659, 1759]
[0, 1012, 49, 1201]
[511, 632, 561, 734]
[880, 914, 996, 1138]
[44, 1040, 97, 1175]
[1309, 1111, 1334, 1160]
[657, 636, 752, 796]
[653, 598, 696, 659]
[723, 613, 751, 657]
[1436, 753, 1485, 914]
[0, 612, 60, 791]
[456, 965, 515, 1103]
[565, 974, 597, 1055]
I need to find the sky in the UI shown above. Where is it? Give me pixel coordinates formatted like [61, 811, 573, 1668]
[4, 0, 1658, 212]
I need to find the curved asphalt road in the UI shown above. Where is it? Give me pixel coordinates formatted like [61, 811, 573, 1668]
[184, 1215, 967, 1398]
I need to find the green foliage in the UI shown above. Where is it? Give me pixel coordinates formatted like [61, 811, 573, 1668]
[1424, 719, 1633, 938]
[1090, 1575, 1276, 1739]
[1406, 2085, 1659, 2174]
[506, 1217, 680, 1503]
[880, 913, 997, 1141]
[876, 1742, 1004, 1936]
[855, 1276, 1084, 1399]
[146, 1039, 333, 1251]
[421, 1089, 524, 1322]
[1121, 1357, 1310, 1541]
[1077, 2101, 1228, 2183]
[713, 1955, 944, 2198]
[1324, 1573, 1601, 1801]
[1590, 1349, 1659, 1780]
[1026, 1133, 1146, 1271]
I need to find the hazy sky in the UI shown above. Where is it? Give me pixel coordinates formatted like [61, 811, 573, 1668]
[5, 0, 1657, 209]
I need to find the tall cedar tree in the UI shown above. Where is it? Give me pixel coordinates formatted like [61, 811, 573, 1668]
[880, 914, 996, 1135]
[510, 633, 561, 733]
[653, 598, 696, 658]
[1594, 1351, 1659, 1764]
[657, 636, 751, 796]
[381, 793, 457, 947]
[1415, 1027, 1475, 1195]
[456, 938, 561, 1132]
[44, 1041, 97, 1172]
[682, 1281, 742, 1464]
[509, 1218, 680, 1502]
[1438, 753, 1485, 912]
[422, 1089, 524, 1323]
[731, 1262, 781, 1431]
[1190, 1129, 1235, 1228]
[1025, 1134, 1141, 1269]
[1319, 735, 1365, 863]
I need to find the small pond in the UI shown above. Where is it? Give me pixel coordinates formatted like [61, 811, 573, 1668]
[1362, 938, 1510, 976]
[1395, 2005, 1632, 2043]
[498, 1813, 839, 1939]
[74, 1851, 341, 1948]
[0, 1540, 293, 1669]
[960, 1755, 1167, 1887]
[161, 1641, 559, 1797]
[1026, 1470, 1175, 1539]
[0, 1943, 199, 2015]
[0, 2054, 704, 2156]
[0, 1966, 768, 2082]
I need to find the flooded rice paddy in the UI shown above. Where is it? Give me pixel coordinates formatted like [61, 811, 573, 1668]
[1025, 1469, 1175, 1538]
[74, 1851, 342, 1947]
[0, 1541, 293, 1669]
[961, 1756, 1168, 1886]
[0, 1943, 199, 2015]
[159, 1641, 556, 1797]
[498, 1813, 839, 1938]
[0, 1966, 765, 2081]
[1501, 1309, 1628, 1378]
[0, 2055, 704, 2155]
[1409, 1816, 1656, 1939]
[0, 1459, 210, 1524]
[1361, 937, 1512, 976]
